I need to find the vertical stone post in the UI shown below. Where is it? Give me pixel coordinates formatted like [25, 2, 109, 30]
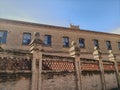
[30, 32, 43, 90]
[108, 50, 120, 88]
[69, 41, 82, 90]
[93, 47, 106, 90]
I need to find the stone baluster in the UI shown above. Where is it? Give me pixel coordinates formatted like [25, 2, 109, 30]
[30, 32, 43, 90]
[108, 50, 120, 88]
[69, 41, 82, 90]
[93, 47, 106, 90]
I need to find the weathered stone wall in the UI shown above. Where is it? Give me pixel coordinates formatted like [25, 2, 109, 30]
[81, 72, 102, 90]
[42, 73, 76, 90]
[0, 74, 31, 90]
[0, 52, 32, 90]
[0, 43, 119, 90]
[104, 72, 118, 90]
[0, 72, 118, 90]
[41, 72, 118, 90]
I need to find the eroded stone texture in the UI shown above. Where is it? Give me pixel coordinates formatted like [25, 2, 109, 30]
[104, 72, 118, 90]
[0, 74, 31, 90]
[42, 73, 76, 90]
[81, 72, 102, 90]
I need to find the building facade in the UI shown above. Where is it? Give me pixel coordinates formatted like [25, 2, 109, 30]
[0, 18, 120, 90]
[0, 18, 120, 60]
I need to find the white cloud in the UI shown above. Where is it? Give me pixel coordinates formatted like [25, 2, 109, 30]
[111, 28, 120, 34]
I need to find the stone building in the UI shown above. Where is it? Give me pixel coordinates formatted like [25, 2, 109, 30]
[0, 18, 120, 90]
[0, 18, 120, 60]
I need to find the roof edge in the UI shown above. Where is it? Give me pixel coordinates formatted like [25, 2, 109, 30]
[0, 18, 120, 36]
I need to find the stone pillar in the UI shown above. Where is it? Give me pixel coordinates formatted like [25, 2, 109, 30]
[30, 32, 43, 90]
[108, 50, 120, 88]
[93, 47, 106, 90]
[69, 41, 82, 90]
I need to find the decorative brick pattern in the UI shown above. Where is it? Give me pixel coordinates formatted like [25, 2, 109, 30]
[81, 58, 99, 71]
[42, 60, 74, 72]
[81, 63, 99, 71]
[117, 62, 120, 71]
[42, 55, 75, 72]
[103, 61, 115, 71]
[0, 57, 31, 71]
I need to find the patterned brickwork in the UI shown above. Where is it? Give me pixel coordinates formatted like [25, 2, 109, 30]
[0, 57, 31, 71]
[117, 62, 120, 71]
[42, 55, 75, 72]
[81, 63, 99, 71]
[42, 60, 74, 72]
[81, 58, 99, 71]
[103, 61, 115, 71]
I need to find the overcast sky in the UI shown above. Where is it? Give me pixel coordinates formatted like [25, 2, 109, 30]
[0, 0, 120, 33]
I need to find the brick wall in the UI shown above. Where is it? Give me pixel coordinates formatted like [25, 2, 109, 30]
[0, 19, 120, 90]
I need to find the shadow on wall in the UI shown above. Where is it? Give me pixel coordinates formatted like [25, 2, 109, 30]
[111, 88, 120, 90]
[0, 74, 31, 90]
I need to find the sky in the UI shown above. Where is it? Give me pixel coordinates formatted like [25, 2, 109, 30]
[0, 0, 120, 33]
